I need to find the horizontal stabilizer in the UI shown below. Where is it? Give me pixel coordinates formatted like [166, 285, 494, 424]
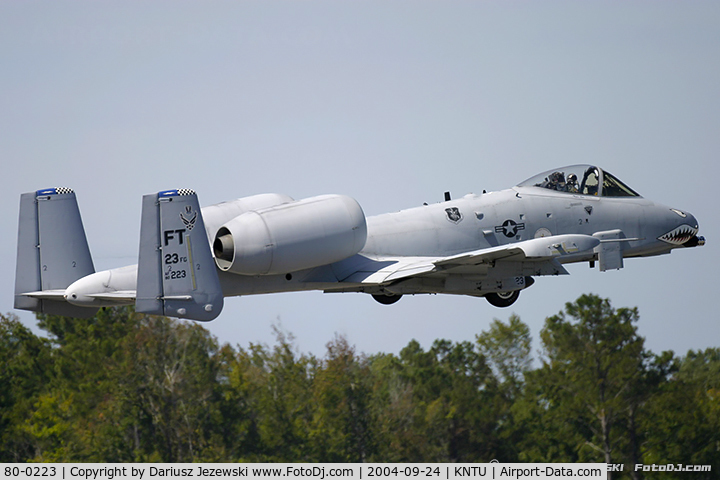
[86, 291, 138, 301]
[21, 290, 67, 300]
[136, 189, 224, 321]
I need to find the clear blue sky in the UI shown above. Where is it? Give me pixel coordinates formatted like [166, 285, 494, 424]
[2, 1, 718, 359]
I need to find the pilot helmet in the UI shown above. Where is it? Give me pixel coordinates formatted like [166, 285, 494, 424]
[567, 173, 578, 183]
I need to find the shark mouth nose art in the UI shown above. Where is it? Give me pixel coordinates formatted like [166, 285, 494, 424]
[658, 225, 698, 245]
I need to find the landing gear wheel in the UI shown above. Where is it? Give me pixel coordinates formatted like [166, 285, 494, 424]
[372, 293, 403, 305]
[486, 290, 520, 308]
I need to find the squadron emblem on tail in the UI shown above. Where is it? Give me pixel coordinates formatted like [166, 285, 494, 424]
[180, 206, 198, 231]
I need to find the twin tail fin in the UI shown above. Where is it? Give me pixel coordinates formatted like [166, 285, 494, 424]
[136, 189, 224, 321]
[14, 188, 98, 318]
[15, 187, 224, 321]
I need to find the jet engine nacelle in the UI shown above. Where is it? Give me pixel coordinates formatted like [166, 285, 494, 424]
[213, 195, 367, 275]
[201, 193, 295, 240]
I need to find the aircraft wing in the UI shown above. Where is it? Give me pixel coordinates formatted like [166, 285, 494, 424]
[338, 256, 440, 285]
[434, 234, 600, 267]
[333, 234, 600, 287]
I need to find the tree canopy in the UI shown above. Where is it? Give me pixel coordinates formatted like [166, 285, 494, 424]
[1, 295, 717, 477]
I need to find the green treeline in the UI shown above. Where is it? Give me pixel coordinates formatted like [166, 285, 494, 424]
[1, 294, 718, 475]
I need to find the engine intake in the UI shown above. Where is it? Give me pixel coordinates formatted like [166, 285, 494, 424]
[213, 195, 367, 275]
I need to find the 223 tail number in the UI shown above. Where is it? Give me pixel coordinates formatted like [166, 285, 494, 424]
[166, 269, 187, 280]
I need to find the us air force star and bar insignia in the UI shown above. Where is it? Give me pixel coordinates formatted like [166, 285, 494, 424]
[495, 219, 525, 238]
[445, 207, 463, 223]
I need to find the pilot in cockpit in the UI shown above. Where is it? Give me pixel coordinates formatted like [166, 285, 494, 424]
[566, 173, 578, 193]
[540, 171, 565, 191]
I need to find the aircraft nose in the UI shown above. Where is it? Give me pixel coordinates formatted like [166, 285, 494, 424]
[682, 210, 706, 247]
[657, 208, 701, 246]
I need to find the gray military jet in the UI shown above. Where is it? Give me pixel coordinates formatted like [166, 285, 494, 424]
[14, 165, 705, 320]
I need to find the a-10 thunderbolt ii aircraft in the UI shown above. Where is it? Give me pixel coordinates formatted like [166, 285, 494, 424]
[14, 165, 705, 321]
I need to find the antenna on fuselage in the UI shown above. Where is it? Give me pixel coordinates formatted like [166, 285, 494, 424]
[444, 191, 451, 202]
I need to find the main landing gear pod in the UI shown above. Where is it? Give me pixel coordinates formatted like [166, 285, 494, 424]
[485, 290, 520, 308]
[372, 293, 403, 305]
[485, 276, 535, 308]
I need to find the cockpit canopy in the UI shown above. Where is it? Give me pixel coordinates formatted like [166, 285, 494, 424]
[518, 165, 641, 197]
